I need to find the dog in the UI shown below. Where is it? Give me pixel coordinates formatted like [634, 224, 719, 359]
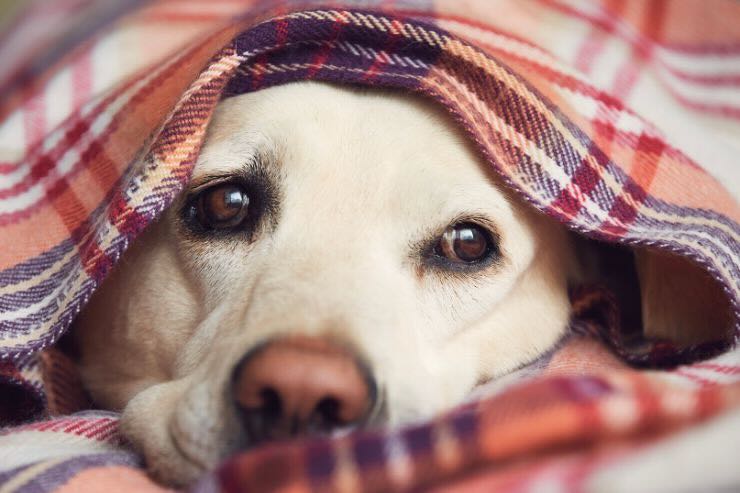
[71, 81, 584, 485]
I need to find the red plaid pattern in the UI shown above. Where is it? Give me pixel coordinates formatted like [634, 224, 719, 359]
[0, 1, 739, 492]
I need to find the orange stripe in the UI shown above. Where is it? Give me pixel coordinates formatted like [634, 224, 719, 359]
[627, 136, 661, 194]
[55, 466, 171, 493]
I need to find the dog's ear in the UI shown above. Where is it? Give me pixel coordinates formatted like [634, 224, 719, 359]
[635, 248, 733, 346]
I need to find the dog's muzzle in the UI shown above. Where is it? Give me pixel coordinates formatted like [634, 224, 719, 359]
[231, 335, 377, 443]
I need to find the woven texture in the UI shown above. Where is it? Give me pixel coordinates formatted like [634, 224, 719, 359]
[0, 0, 739, 491]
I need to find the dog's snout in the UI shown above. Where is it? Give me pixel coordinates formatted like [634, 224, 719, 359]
[232, 336, 375, 442]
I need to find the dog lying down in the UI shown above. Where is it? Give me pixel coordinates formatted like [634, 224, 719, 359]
[71, 81, 585, 485]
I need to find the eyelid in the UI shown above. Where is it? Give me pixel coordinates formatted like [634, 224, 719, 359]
[433, 214, 499, 242]
[187, 174, 243, 195]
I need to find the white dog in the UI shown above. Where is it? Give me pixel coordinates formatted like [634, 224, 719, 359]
[72, 81, 583, 485]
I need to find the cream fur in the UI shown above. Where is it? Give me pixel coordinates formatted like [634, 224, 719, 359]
[73, 82, 581, 485]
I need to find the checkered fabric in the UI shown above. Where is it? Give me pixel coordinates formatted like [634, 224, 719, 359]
[0, 0, 739, 491]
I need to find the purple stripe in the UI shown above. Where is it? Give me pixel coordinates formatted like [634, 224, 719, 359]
[403, 425, 434, 455]
[0, 256, 80, 312]
[11, 352, 39, 372]
[0, 452, 140, 493]
[448, 408, 477, 441]
[0, 277, 94, 336]
[438, 45, 590, 181]
[642, 195, 740, 236]
[224, 11, 441, 97]
[352, 433, 385, 469]
[0, 240, 75, 288]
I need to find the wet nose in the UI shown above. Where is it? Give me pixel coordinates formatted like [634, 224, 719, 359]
[232, 336, 375, 442]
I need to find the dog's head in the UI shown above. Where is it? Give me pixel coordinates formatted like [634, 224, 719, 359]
[73, 82, 578, 484]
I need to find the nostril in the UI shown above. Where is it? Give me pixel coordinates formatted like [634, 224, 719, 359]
[260, 387, 282, 420]
[236, 387, 284, 442]
[312, 396, 342, 432]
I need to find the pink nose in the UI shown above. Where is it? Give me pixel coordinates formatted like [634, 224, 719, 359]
[232, 336, 374, 442]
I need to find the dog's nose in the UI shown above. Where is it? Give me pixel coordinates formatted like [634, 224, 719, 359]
[232, 336, 375, 442]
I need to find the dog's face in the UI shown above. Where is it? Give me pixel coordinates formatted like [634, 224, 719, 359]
[73, 82, 577, 484]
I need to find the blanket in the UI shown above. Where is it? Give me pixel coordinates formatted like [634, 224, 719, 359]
[1, 0, 739, 491]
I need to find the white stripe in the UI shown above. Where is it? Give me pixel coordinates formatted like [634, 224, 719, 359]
[587, 35, 633, 91]
[0, 264, 76, 323]
[385, 432, 413, 489]
[657, 47, 740, 78]
[0, 429, 118, 474]
[0, 111, 26, 163]
[43, 67, 74, 137]
[654, 63, 740, 107]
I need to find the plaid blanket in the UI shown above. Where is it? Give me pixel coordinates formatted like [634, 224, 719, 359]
[1, 0, 739, 491]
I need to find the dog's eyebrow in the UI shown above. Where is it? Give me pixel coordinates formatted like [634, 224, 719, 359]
[179, 143, 283, 224]
[187, 146, 281, 192]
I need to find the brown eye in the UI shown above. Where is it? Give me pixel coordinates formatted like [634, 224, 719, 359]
[437, 222, 493, 263]
[194, 183, 249, 230]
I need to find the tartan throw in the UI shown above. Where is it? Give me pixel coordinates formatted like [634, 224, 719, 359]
[1, 0, 739, 491]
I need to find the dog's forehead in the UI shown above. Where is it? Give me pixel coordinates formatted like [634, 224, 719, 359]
[197, 83, 512, 222]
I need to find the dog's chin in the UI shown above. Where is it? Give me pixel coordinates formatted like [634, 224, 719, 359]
[154, 426, 210, 487]
[119, 381, 223, 487]
[168, 412, 217, 479]
[121, 422, 205, 487]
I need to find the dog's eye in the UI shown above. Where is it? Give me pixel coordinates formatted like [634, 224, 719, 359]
[191, 183, 250, 230]
[436, 222, 494, 263]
